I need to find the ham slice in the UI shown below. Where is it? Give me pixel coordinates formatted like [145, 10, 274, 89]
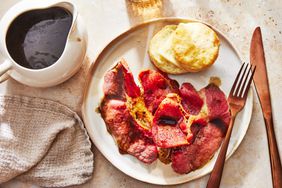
[180, 83, 204, 115]
[171, 122, 226, 174]
[171, 84, 230, 174]
[139, 70, 179, 114]
[152, 94, 189, 148]
[100, 60, 157, 164]
[200, 84, 231, 127]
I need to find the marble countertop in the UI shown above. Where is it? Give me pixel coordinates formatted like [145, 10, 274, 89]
[1, 0, 282, 187]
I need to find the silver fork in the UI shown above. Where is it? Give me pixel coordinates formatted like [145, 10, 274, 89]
[206, 63, 256, 188]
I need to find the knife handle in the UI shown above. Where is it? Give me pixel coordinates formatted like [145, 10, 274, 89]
[264, 116, 282, 188]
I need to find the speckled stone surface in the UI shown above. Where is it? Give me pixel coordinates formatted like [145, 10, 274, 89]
[1, 0, 281, 188]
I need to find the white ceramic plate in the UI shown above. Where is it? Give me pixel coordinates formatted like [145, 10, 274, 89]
[82, 18, 253, 185]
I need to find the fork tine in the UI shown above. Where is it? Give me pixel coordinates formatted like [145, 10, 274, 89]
[234, 63, 248, 97]
[238, 64, 253, 97]
[243, 65, 256, 98]
[229, 62, 245, 96]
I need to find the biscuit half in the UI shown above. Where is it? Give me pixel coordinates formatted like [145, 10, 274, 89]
[172, 22, 220, 72]
[148, 25, 187, 74]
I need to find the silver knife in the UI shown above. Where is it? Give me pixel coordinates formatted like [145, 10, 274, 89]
[250, 27, 282, 188]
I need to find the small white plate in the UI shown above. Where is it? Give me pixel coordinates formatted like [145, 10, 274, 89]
[82, 17, 253, 185]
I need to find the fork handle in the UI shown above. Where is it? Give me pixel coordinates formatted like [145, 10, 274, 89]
[264, 116, 282, 188]
[206, 116, 235, 188]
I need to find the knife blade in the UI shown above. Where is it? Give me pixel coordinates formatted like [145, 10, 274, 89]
[250, 27, 282, 188]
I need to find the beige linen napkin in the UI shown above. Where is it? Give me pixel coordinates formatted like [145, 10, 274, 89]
[0, 95, 94, 187]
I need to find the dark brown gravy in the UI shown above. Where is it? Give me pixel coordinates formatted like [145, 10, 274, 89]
[6, 7, 72, 69]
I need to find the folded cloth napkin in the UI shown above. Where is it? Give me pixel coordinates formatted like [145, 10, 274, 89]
[0, 95, 94, 187]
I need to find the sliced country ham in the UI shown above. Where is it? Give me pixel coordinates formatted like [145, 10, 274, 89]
[152, 94, 190, 148]
[171, 84, 230, 174]
[200, 84, 231, 127]
[180, 83, 204, 115]
[100, 60, 157, 164]
[171, 122, 226, 174]
[100, 59, 231, 172]
[139, 70, 179, 114]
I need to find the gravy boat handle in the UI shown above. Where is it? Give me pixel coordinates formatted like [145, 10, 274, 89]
[0, 60, 12, 83]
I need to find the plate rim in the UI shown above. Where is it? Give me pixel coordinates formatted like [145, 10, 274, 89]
[81, 17, 253, 185]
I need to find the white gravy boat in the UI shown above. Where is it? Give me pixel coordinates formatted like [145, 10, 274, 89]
[0, 0, 87, 87]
